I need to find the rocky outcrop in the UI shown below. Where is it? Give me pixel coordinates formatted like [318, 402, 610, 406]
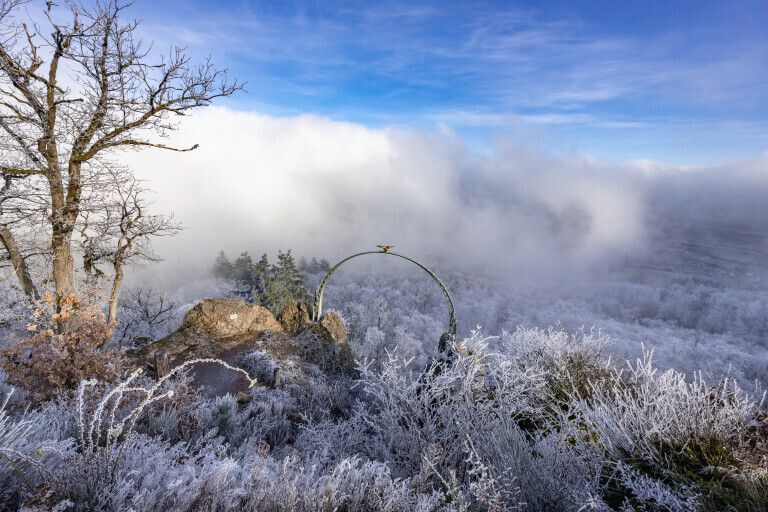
[320, 312, 347, 343]
[262, 327, 356, 377]
[127, 297, 355, 397]
[278, 300, 313, 334]
[129, 298, 284, 365]
[183, 298, 284, 338]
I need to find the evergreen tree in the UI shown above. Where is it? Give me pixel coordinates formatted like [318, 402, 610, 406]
[298, 256, 309, 272]
[233, 252, 255, 283]
[276, 249, 312, 307]
[251, 250, 312, 315]
[212, 249, 313, 314]
[252, 253, 272, 307]
[276, 250, 305, 296]
[212, 251, 235, 280]
[228, 252, 256, 301]
[260, 275, 291, 314]
[309, 257, 321, 273]
[319, 258, 331, 272]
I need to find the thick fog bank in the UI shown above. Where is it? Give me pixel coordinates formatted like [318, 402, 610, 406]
[125, 107, 767, 284]
[117, 108, 768, 388]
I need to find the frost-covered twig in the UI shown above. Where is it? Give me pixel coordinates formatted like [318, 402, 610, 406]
[74, 358, 256, 483]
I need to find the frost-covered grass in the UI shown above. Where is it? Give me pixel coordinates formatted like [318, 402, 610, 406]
[314, 270, 768, 390]
[3, 263, 767, 389]
[1, 327, 766, 511]
[1, 261, 767, 510]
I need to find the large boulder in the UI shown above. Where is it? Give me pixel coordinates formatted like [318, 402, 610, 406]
[182, 298, 284, 338]
[129, 298, 283, 365]
[320, 312, 347, 343]
[278, 300, 313, 334]
[127, 298, 356, 398]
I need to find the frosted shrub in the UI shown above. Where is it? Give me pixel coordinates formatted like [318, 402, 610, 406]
[568, 348, 763, 460]
[0, 393, 72, 509]
[240, 349, 281, 384]
[197, 394, 239, 443]
[0, 292, 123, 403]
[228, 388, 298, 459]
[235, 346, 358, 459]
[248, 452, 438, 512]
[54, 359, 254, 506]
[492, 327, 618, 419]
[61, 430, 250, 511]
[562, 347, 767, 510]
[297, 334, 538, 508]
[241, 336, 358, 426]
[148, 407, 182, 444]
[609, 462, 702, 511]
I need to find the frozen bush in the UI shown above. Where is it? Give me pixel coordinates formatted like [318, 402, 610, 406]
[0, 394, 72, 508]
[248, 453, 442, 512]
[148, 407, 182, 444]
[0, 292, 123, 403]
[196, 394, 239, 444]
[60, 430, 250, 511]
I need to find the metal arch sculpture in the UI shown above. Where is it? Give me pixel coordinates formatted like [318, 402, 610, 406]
[311, 250, 457, 344]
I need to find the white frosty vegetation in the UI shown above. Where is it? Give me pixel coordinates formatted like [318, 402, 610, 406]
[1, 326, 765, 511]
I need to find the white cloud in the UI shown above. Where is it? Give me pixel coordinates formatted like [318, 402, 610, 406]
[123, 107, 768, 280]
[123, 107, 651, 274]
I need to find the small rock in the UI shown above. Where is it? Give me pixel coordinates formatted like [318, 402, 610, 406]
[320, 312, 348, 342]
[235, 391, 252, 404]
[278, 300, 313, 333]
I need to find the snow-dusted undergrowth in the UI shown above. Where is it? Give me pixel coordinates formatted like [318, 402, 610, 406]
[311, 269, 768, 390]
[1, 327, 766, 511]
[1, 262, 767, 510]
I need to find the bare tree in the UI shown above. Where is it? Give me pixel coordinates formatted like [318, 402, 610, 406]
[78, 167, 181, 342]
[0, 0, 240, 326]
[1, 174, 36, 297]
[111, 285, 180, 348]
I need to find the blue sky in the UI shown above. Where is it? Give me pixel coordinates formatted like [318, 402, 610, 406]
[139, 0, 768, 165]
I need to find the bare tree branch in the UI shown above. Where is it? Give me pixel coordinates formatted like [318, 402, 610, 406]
[0, 0, 241, 326]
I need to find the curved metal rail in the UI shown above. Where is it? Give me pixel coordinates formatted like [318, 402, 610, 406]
[312, 251, 457, 341]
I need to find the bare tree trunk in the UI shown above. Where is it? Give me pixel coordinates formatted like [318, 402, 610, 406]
[51, 229, 75, 319]
[48, 160, 79, 330]
[103, 261, 123, 350]
[0, 225, 38, 300]
[154, 349, 169, 379]
[107, 262, 123, 326]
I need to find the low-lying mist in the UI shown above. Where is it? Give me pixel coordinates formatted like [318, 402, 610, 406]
[115, 107, 768, 388]
[125, 106, 768, 285]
